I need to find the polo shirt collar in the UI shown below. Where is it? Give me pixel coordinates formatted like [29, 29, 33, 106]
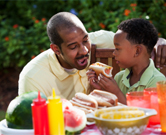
[121, 58, 154, 87]
[48, 49, 88, 81]
[122, 68, 131, 88]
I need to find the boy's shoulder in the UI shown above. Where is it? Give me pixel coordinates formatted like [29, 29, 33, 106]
[152, 67, 165, 78]
[145, 59, 165, 78]
[114, 69, 126, 81]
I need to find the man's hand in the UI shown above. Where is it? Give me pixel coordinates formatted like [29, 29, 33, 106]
[154, 38, 166, 68]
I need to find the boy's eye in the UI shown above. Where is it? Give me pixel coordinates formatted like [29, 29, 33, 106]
[115, 48, 119, 51]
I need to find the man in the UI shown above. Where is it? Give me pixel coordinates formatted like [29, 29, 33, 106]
[18, 12, 166, 99]
[19, 12, 115, 99]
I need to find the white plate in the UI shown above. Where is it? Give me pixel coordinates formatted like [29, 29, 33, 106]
[0, 119, 34, 135]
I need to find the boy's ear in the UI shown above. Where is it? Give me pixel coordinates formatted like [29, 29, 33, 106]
[134, 45, 143, 57]
[50, 44, 61, 55]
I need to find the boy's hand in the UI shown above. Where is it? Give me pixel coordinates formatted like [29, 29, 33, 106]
[97, 74, 127, 104]
[86, 69, 102, 90]
[97, 74, 120, 95]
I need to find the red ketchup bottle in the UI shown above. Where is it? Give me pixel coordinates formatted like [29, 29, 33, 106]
[31, 91, 49, 135]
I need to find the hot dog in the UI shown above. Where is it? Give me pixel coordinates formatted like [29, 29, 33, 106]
[89, 62, 113, 78]
[70, 92, 98, 111]
[89, 89, 118, 107]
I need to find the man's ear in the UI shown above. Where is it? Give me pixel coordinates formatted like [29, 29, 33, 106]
[134, 45, 143, 57]
[50, 44, 61, 55]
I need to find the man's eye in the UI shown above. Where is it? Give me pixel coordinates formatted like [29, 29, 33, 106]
[83, 40, 89, 44]
[115, 48, 119, 51]
[70, 45, 77, 50]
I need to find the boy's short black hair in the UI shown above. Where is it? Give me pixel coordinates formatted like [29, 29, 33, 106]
[118, 18, 158, 54]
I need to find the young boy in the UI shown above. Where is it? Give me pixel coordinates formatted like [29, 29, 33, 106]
[87, 18, 166, 104]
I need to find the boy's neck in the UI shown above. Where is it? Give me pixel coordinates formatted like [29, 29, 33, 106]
[129, 59, 150, 86]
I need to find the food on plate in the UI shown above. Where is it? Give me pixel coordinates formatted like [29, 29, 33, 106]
[100, 110, 145, 119]
[87, 106, 154, 135]
[70, 90, 119, 114]
[89, 62, 113, 78]
[61, 98, 73, 111]
[73, 106, 94, 114]
[89, 89, 118, 107]
[5, 91, 47, 129]
[63, 105, 87, 134]
[70, 92, 98, 111]
[61, 98, 87, 134]
[94, 106, 140, 117]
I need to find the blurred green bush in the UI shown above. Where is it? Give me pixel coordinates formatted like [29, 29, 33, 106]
[0, 0, 166, 69]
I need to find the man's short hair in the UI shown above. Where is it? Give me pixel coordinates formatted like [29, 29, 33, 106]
[47, 12, 79, 50]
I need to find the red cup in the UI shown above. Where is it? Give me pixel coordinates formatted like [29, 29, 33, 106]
[144, 87, 160, 126]
[126, 91, 151, 108]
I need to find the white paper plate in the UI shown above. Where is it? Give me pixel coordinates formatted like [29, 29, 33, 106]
[0, 119, 34, 135]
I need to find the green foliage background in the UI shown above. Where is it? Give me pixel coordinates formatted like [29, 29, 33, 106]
[0, 0, 166, 69]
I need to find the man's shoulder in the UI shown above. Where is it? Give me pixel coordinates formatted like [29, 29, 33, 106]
[89, 30, 115, 37]
[20, 49, 53, 77]
[88, 30, 115, 48]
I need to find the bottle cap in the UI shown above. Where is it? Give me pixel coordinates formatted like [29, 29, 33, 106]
[33, 91, 46, 105]
[48, 88, 60, 102]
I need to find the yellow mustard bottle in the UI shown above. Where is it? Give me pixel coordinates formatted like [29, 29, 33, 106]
[47, 88, 65, 135]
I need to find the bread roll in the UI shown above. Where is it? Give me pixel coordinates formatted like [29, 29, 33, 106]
[70, 92, 98, 111]
[89, 89, 118, 107]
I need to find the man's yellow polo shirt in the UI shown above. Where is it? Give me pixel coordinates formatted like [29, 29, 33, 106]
[114, 59, 166, 96]
[19, 49, 90, 99]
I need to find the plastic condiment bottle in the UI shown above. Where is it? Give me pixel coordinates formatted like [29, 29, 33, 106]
[31, 91, 49, 135]
[47, 88, 65, 135]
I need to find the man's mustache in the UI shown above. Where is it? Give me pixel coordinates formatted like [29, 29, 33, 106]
[76, 53, 89, 59]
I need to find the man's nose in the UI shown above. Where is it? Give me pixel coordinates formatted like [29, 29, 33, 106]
[79, 45, 88, 55]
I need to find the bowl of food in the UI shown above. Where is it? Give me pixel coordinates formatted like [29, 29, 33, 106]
[86, 106, 157, 135]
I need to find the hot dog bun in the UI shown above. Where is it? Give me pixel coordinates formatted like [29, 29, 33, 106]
[89, 89, 118, 107]
[70, 92, 98, 111]
[72, 106, 94, 114]
[89, 62, 113, 78]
